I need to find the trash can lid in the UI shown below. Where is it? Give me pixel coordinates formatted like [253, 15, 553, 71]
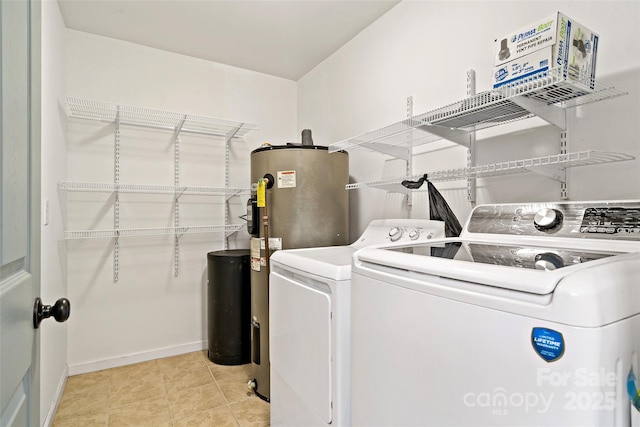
[207, 249, 250, 258]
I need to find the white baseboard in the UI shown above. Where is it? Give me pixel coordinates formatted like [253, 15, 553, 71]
[43, 365, 68, 427]
[67, 341, 207, 376]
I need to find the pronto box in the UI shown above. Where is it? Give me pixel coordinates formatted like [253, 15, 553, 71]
[492, 12, 599, 91]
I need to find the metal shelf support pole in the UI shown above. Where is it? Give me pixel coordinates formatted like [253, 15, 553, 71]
[174, 118, 184, 277]
[560, 130, 568, 199]
[223, 126, 242, 249]
[114, 108, 121, 282]
[224, 131, 231, 250]
[525, 116, 570, 191]
[467, 70, 477, 203]
[406, 96, 414, 210]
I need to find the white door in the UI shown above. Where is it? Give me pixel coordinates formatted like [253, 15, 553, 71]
[1, 0, 41, 425]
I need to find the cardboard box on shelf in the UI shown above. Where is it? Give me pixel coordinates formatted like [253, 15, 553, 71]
[492, 12, 598, 91]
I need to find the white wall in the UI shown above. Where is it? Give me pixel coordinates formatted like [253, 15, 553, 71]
[40, 1, 68, 424]
[298, 1, 640, 239]
[64, 30, 297, 371]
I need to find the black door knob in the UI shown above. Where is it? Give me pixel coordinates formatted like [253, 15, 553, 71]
[33, 297, 71, 329]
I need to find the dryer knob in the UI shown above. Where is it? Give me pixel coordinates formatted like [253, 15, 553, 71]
[533, 208, 563, 231]
[389, 227, 403, 242]
[409, 229, 420, 240]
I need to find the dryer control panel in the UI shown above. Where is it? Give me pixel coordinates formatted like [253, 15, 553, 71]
[352, 219, 446, 249]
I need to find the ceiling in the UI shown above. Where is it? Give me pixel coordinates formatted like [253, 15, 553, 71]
[57, 0, 400, 81]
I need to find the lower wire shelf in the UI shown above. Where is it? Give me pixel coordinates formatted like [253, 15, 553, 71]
[58, 181, 250, 196]
[64, 224, 246, 240]
[346, 150, 635, 193]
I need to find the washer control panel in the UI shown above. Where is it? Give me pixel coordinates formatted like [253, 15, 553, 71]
[467, 201, 640, 240]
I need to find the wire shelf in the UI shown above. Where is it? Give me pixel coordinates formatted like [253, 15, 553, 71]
[329, 68, 627, 153]
[345, 150, 635, 192]
[65, 224, 246, 240]
[58, 181, 250, 196]
[66, 97, 259, 138]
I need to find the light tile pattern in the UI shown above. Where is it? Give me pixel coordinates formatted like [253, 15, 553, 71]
[53, 351, 269, 427]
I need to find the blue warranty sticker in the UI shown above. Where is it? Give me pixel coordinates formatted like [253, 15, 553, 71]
[531, 328, 565, 362]
[627, 368, 640, 412]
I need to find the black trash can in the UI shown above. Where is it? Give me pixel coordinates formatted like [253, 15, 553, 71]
[207, 249, 251, 365]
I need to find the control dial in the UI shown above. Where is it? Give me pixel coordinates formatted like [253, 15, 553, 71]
[389, 227, 403, 242]
[534, 253, 564, 271]
[409, 229, 420, 240]
[533, 208, 563, 231]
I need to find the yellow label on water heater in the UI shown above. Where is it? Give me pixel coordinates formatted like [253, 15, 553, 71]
[257, 179, 266, 207]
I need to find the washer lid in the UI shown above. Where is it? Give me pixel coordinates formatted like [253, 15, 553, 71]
[271, 246, 356, 281]
[358, 241, 623, 295]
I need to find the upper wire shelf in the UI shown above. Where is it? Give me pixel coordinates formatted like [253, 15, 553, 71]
[66, 96, 259, 138]
[329, 68, 627, 153]
[346, 150, 635, 192]
[58, 181, 250, 196]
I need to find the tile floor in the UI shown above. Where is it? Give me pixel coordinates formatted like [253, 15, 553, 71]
[52, 351, 269, 427]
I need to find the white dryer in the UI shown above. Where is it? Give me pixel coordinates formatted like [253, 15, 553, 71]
[351, 200, 640, 427]
[269, 219, 446, 426]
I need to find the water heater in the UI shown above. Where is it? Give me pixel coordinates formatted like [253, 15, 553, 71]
[248, 134, 349, 401]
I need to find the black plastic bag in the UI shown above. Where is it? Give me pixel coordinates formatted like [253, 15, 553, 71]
[402, 174, 462, 237]
[427, 180, 462, 237]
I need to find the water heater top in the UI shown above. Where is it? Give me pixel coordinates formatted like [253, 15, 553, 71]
[251, 144, 347, 155]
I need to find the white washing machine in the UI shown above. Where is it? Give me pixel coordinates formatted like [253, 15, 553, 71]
[351, 200, 640, 427]
[269, 219, 446, 427]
